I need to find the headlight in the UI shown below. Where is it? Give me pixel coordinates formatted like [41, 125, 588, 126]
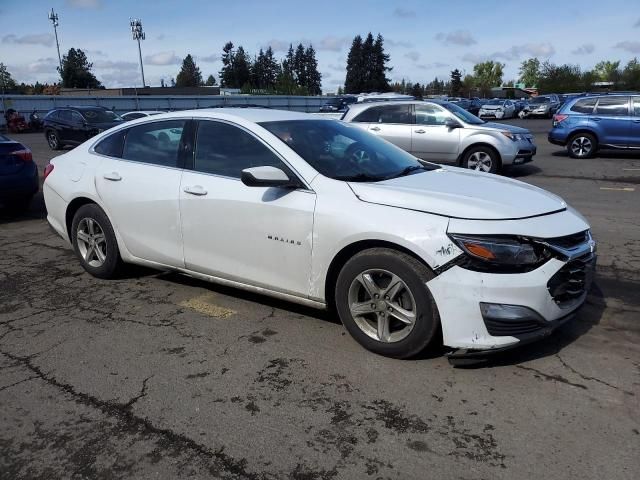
[449, 234, 551, 270]
[501, 131, 521, 141]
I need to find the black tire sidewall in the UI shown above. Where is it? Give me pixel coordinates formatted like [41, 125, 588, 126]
[463, 146, 500, 174]
[71, 204, 121, 279]
[335, 248, 440, 359]
[567, 133, 596, 159]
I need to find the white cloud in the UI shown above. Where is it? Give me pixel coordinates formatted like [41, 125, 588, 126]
[435, 30, 476, 46]
[144, 51, 181, 66]
[614, 41, 640, 53]
[462, 43, 555, 63]
[571, 44, 595, 55]
[404, 51, 420, 61]
[199, 54, 220, 63]
[417, 62, 449, 70]
[317, 36, 351, 52]
[94, 60, 138, 70]
[264, 37, 350, 53]
[393, 8, 416, 18]
[2, 33, 54, 47]
[634, 18, 640, 27]
[65, 0, 101, 8]
[386, 39, 413, 48]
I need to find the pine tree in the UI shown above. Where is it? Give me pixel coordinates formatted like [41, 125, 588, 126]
[205, 74, 217, 86]
[410, 82, 424, 99]
[263, 46, 280, 91]
[361, 33, 375, 91]
[219, 42, 235, 87]
[59, 48, 102, 89]
[371, 34, 391, 91]
[293, 43, 307, 88]
[345, 35, 363, 93]
[0, 63, 17, 91]
[233, 46, 251, 88]
[175, 54, 202, 87]
[450, 69, 462, 96]
[304, 45, 322, 95]
[251, 49, 266, 89]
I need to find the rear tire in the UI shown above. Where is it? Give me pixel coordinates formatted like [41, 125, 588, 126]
[46, 130, 63, 150]
[462, 146, 500, 174]
[71, 204, 123, 279]
[567, 133, 597, 159]
[335, 248, 440, 359]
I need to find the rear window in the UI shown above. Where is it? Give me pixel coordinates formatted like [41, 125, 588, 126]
[595, 97, 629, 116]
[570, 98, 597, 114]
[353, 104, 411, 124]
[94, 130, 126, 157]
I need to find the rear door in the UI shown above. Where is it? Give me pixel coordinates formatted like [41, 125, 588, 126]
[630, 96, 640, 148]
[94, 119, 188, 267]
[592, 96, 631, 147]
[412, 104, 460, 161]
[364, 104, 413, 152]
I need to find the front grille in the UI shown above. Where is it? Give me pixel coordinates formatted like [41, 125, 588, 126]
[484, 318, 543, 337]
[547, 253, 595, 308]
[545, 230, 589, 250]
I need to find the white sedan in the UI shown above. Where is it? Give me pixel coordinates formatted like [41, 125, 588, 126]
[478, 99, 516, 119]
[43, 109, 596, 362]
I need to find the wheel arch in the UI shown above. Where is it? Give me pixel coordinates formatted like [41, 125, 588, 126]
[324, 239, 435, 312]
[65, 196, 98, 240]
[457, 142, 502, 168]
[567, 129, 599, 145]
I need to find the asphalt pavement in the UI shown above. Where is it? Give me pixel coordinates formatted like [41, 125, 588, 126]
[1, 118, 639, 479]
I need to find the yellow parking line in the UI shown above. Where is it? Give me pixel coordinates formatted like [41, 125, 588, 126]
[599, 187, 635, 192]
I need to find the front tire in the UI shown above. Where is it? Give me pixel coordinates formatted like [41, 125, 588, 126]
[567, 133, 597, 159]
[335, 248, 440, 359]
[71, 204, 123, 279]
[462, 146, 500, 174]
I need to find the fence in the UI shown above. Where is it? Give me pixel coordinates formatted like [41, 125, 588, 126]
[0, 94, 333, 128]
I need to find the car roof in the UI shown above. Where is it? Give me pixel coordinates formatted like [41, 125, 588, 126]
[156, 108, 320, 123]
[53, 106, 110, 111]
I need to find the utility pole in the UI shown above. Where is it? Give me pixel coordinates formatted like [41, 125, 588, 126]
[48, 8, 63, 74]
[130, 19, 146, 88]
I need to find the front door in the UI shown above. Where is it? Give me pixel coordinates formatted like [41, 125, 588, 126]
[94, 119, 187, 267]
[180, 120, 316, 298]
[412, 104, 460, 162]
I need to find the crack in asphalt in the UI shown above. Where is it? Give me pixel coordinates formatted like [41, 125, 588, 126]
[555, 354, 635, 396]
[515, 365, 588, 390]
[0, 349, 264, 480]
[123, 375, 154, 409]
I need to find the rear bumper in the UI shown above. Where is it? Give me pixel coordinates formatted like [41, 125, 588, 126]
[548, 132, 567, 146]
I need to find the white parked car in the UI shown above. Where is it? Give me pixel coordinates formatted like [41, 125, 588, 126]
[43, 109, 596, 362]
[120, 110, 164, 121]
[478, 99, 516, 119]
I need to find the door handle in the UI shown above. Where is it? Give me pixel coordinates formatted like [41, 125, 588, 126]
[103, 172, 122, 181]
[414, 129, 426, 134]
[592, 117, 601, 121]
[370, 126, 381, 131]
[183, 185, 208, 196]
[633, 119, 640, 123]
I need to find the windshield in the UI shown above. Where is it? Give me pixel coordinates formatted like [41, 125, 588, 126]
[81, 109, 122, 123]
[260, 120, 440, 182]
[529, 96, 550, 104]
[485, 99, 504, 105]
[441, 102, 485, 125]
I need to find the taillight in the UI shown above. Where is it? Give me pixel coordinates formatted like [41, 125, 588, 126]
[44, 163, 54, 180]
[553, 114, 568, 125]
[13, 149, 33, 162]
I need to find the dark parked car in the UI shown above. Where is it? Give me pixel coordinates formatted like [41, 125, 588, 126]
[43, 106, 124, 150]
[549, 94, 640, 158]
[320, 95, 357, 113]
[0, 134, 38, 211]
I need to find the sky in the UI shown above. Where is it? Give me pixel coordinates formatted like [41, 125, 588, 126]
[2, 0, 640, 93]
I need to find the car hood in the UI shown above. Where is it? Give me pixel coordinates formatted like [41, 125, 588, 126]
[348, 167, 566, 220]
[477, 122, 530, 134]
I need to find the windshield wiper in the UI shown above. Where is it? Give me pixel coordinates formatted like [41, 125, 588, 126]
[387, 165, 426, 179]
[334, 173, 387, 182]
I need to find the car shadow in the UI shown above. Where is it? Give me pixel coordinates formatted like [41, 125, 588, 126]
[0, 190, 47, 225]
[503, 164, 542, 178]
[452, 281, 606, 369]
[552, 149, 640, 160]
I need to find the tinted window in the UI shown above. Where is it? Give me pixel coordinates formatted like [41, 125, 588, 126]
[45, 110, 59, 120]
[570, 98, 597, 114]
[415, 104, 449, 126]
[595, 97, 629, 116]
[123, 112, 146, 120]
[82, 109, 122, 123]
[71, 111, 85, 124]
[260, 120, 440, 181]
[94, 130, 126, 157]
[194, 121, 288, 178]
[59, 110, 72, 122]
[632, 97, 640, 116]
[352, 105, 412, 124]
[122, 120, 186, 167]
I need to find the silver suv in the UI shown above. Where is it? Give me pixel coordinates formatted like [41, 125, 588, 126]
[341, 100, 536, 173]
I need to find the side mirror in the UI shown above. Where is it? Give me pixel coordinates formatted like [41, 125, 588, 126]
[241, 166, 300, 188]
[445, 118, 462, 129]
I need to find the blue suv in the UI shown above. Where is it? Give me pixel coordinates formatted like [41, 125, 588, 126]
[548, 94, 640, 158]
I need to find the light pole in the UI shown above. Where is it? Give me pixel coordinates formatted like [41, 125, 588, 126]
[130, 19, 146, 88]
[48, 8, 63, 74]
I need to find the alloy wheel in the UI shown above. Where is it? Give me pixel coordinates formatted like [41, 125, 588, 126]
[350, 149, 371, 163]
[570, 137, 592, 157]
[347, 269, 417, 343]
[467, 151, 493, 172]
[47, 132, 58, 149]
[76, 218, 108, 268]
